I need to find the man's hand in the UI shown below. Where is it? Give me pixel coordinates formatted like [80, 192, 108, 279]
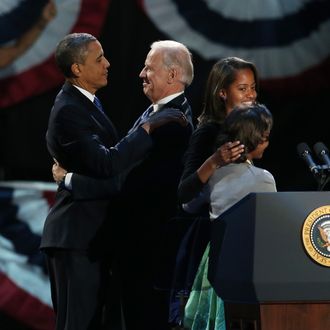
[141, 108, 188, 134]
[52, 160, 67, 184]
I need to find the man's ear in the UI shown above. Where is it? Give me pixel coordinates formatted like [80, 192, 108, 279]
[71, 63, 81, 77]
[168, 68, 177, 83]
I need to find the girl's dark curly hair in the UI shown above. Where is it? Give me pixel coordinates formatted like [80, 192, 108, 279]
[215, 103, 273, 162]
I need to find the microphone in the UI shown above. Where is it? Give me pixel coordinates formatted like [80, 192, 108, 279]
[297, 142, 319, 175]
[313, 142, 330, 167]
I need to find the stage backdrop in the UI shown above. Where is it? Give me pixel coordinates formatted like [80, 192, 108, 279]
[0, 181, 56, 330]
[1, 0, 329, 189]
[0, 1, 330, 328]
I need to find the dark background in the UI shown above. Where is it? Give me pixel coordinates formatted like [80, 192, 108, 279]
[0, 0, 330, 192]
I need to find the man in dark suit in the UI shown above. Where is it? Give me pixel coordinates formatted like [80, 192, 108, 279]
[52, 40, 194, 329]
[41, 33, 187, 330]
[118, 40, 194, 330]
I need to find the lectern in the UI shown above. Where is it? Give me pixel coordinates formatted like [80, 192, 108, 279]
[208, 192, 330, 330]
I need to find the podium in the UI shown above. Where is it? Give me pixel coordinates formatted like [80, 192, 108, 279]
[208, 192, 330, 330]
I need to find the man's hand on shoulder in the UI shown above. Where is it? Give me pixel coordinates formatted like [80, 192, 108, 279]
[141, 108, 188, 134]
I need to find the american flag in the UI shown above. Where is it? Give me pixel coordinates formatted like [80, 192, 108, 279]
[0, 0, 110, 108]
[139, 0, 330, 97]
[0, 181, 57, 330]
[0, 1, 108, 327]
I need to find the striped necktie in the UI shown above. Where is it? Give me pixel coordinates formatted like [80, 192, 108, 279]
[93, 96, 104, 113]
[127, 105, 154, 134]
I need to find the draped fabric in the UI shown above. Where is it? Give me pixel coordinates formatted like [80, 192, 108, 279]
[0, 181, 57, 330]
[0, 0, 110, 108]
[139, 0, 330, 97]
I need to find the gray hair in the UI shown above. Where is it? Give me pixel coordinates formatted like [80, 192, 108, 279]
[55, 33, 97, 78]
[150, 40, 194, 87]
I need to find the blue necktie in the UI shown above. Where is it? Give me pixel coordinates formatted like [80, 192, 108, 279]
[128, 105, 154, 134]
[93, 96, 104, 113]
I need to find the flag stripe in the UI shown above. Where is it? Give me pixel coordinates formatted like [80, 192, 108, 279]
[0, 272, 55, 330]
[141, 0, 330, 96]
[0, 56, 63, 108]
[174, 0, 330, 47]
[0, 0, 111, 108]
[0, 0, 81, 80]
[0, 0, 48, 43]
[0, 182, 57, 330]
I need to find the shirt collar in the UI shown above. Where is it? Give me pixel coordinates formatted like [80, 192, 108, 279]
[73, 85, 95, 102]
[153, 92, 184, 112]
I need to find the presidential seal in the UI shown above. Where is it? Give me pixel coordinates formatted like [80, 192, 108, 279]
[302, 205, 330, 267]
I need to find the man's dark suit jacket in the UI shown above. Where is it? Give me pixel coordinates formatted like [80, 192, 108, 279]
[68, 94, 193, 210]
[64, 93, 193, 276]
[41, 82, 153, 251]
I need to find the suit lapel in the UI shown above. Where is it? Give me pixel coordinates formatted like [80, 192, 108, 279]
[127, 93, 194, 134]
[162, 94, 194, 129]
[63, 82, 119, 142]
[128, 105, 154, 134]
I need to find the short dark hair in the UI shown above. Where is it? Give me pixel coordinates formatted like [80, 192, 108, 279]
[216, 103, 273, 162]
[55, 33, 97, 78]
